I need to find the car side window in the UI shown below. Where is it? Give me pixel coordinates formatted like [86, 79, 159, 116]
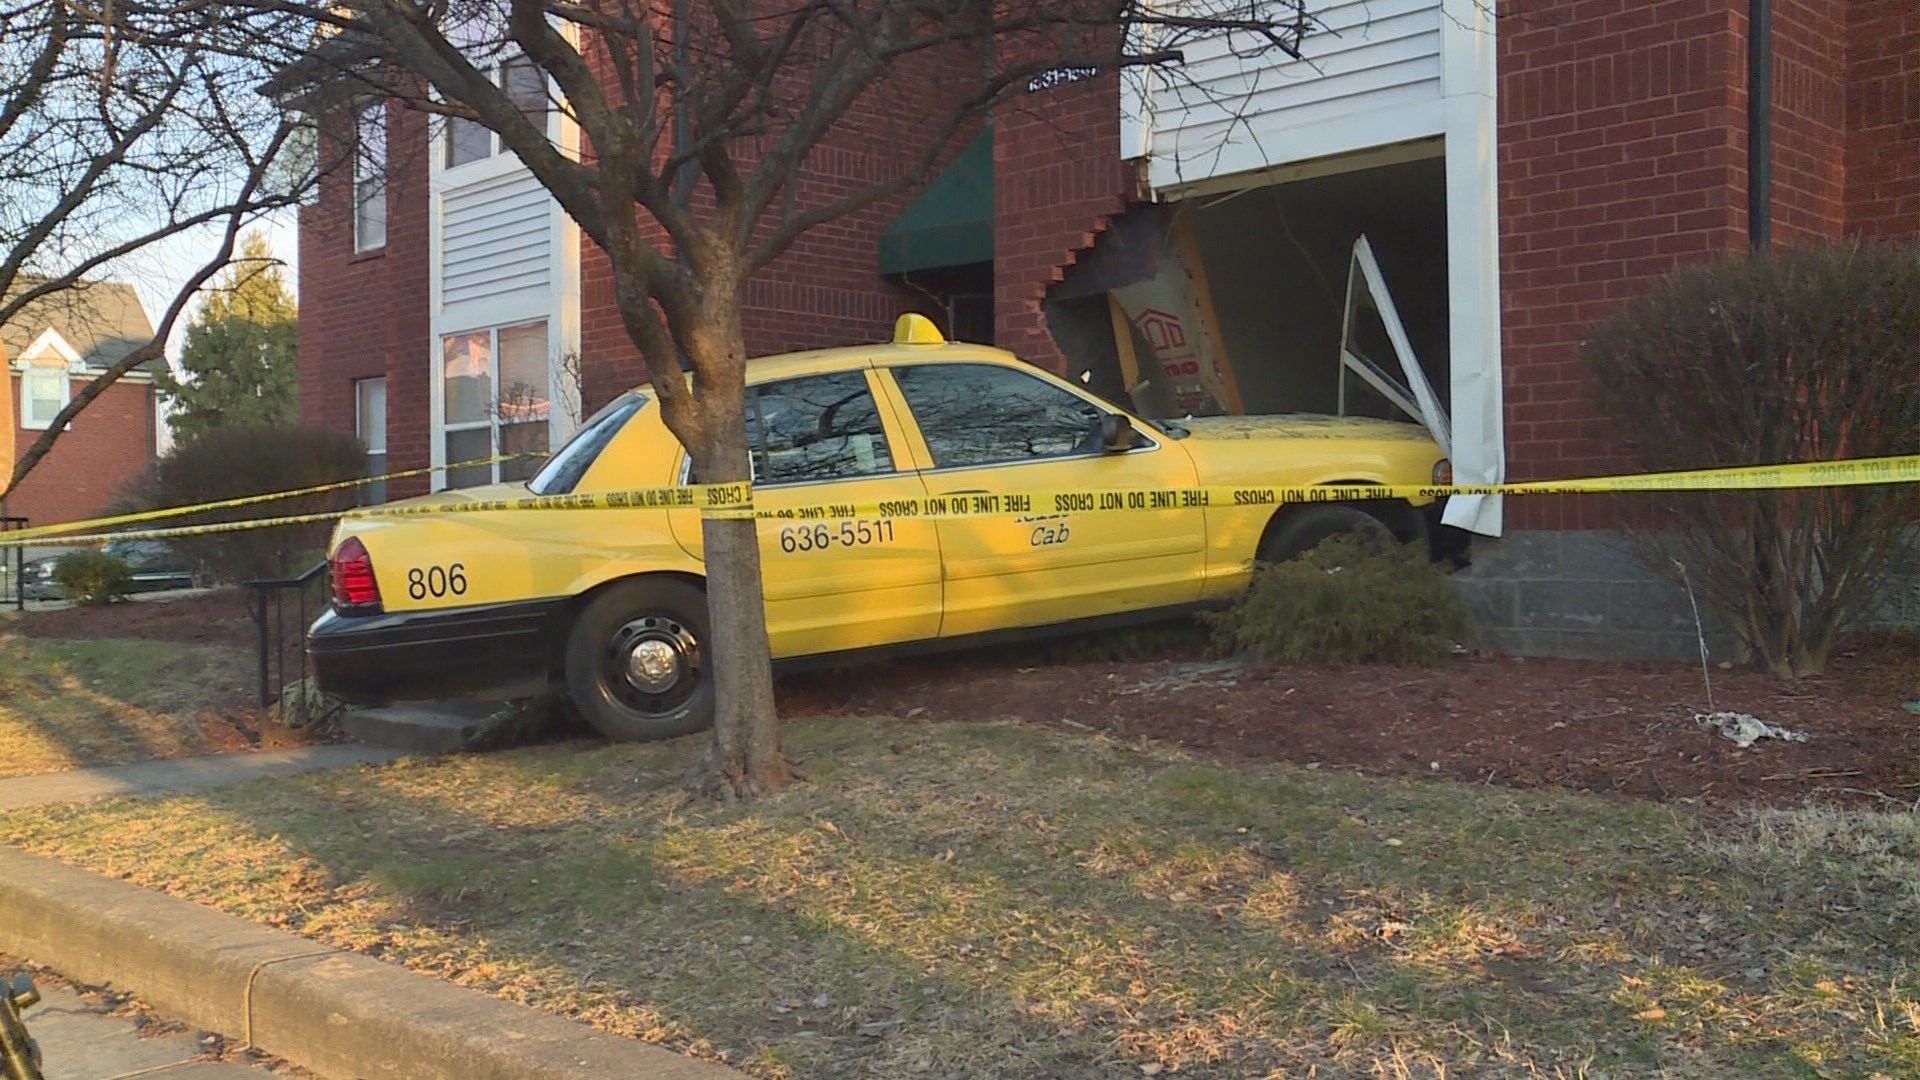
[892, 363, 1106, 469]
[747, 371, 895, 485]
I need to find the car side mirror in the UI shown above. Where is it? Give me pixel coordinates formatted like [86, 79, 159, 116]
[1099, 412, 1136, 452]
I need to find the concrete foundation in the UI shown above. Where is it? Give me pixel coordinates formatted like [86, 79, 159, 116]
[1450, 530, 1740, 662]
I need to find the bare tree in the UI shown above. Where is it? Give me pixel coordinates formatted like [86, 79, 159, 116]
[1, 0, 320, 494]
[256, 0, 1309, 797]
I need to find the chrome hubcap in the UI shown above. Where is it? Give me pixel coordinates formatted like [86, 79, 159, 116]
[626, 638, 681, 692]
[605, 614, 700, 715]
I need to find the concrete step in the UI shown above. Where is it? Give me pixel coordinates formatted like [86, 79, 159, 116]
[341, 704, 499, 754]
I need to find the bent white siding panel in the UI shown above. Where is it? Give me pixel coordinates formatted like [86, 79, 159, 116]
[1141, 0, 1445, 190]
[441, 171, 551, 309]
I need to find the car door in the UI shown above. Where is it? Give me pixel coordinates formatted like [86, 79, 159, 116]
[667, 367, 943, 660]
[878, 360, 1207, 639]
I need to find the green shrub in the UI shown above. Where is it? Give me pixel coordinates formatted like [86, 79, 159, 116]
[53, 550, 133, 606]
[1204, 532, 1471, 666]
[1583, 239, 1920, 677]
[148, 426, 371, 583]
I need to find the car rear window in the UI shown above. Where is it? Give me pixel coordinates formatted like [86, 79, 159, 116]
[526, 391, 647, 495]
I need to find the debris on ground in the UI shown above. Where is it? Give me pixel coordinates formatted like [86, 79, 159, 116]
[1110, 660, 1242, 696]
[1695, 710, 1810, 748]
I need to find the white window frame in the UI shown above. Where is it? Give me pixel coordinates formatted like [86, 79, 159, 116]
[353, 99, 387, 253]
[441, 54, 553, 173]
[426, 19, 582, 494]
[436, 318, 552, 489]
[355, 376, 388, 504]
[14, 328, 82, 430]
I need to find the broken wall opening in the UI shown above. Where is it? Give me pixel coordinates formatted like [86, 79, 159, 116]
[1045, 148, 1452, 435]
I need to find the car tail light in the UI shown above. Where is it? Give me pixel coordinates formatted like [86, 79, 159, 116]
[330, 536, 381, 611]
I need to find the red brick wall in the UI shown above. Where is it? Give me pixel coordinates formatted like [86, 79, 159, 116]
[1497, 0, 1748, 529]
[991, 73, 1131, 373]
[296, 97, 433, 499]
[4, 377, 155, 526]
[1845, 0, 1920, 238]
[1496, 0, 1862, 530]
[1756, 0, 1849, 243]
[576, 33, 967, 414]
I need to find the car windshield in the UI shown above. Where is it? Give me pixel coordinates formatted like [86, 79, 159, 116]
[525, 391, 649, 495]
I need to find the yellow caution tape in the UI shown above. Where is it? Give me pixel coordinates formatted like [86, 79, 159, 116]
[4, 454, 1917, 549]
[0, 482, 755, 547]
[0, 453, 536, 543]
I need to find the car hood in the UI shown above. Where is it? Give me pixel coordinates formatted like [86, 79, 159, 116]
[1176, 413, 1436, 443]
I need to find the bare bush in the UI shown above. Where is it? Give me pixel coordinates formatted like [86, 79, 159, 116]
[1583, 240, 1920, 677]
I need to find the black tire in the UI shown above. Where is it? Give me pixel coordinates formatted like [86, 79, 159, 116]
[1256, 505, 1394, 565]
[564, 577, 714, 742]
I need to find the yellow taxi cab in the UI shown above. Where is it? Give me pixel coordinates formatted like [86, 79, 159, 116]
[307, 314, 1453, 741]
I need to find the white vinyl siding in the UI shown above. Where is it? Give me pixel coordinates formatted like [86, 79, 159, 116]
[440, 171, 552, 309]
[1132, 0, 1445, 191]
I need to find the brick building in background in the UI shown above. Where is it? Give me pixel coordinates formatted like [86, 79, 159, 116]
[2, 281, 161, 526]
[284, 0, 1919, 659]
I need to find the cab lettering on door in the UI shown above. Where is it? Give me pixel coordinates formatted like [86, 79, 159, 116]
[1030, 522, 1071, 547]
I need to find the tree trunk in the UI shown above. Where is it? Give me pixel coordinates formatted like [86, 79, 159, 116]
[680, 337, 795, 800]
[698, 511, 794, 798]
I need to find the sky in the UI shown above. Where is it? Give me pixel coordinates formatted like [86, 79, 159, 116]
[128, 205, 303, 364]
[117, 204, 302, 451]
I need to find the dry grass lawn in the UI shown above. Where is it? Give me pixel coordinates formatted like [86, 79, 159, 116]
[0, 634, 255, 777]
[0, 717, 1915, 1078]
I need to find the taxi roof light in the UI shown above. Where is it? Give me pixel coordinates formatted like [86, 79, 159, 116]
[892, 312, 945, 346]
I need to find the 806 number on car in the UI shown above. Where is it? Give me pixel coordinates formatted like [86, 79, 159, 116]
[407, 563, 468, 600]
[779, 519, 895, 554]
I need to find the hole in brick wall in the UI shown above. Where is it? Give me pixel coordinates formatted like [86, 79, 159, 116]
[1046, 153, 1452, 423]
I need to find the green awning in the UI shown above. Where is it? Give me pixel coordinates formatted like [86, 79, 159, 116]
[877, 131, 993, 276]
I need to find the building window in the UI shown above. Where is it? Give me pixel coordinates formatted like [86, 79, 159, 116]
[19, 359, 70, 430]
[440, 319, 551, 489]
[353, 100, 387, 252]
[444, 56, 550, 169]
[355, 377, 388, 505]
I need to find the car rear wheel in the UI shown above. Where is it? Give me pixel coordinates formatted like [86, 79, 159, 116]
[564, 577, 714, 742]
[1256, 505, 1395, 565]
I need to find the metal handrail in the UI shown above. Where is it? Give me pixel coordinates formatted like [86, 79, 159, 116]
[245, 560, 329, 716]
[0, 515, 27, 613]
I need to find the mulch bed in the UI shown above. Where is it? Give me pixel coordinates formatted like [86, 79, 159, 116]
[17, 591, 1916, 811]
[780, 633, 1920, 812]
[8, 588, 259, 647]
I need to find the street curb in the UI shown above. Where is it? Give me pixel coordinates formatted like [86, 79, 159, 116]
[0, 847, 741, 1079]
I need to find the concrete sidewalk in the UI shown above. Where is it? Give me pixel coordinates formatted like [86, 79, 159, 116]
[8, 974, 287, 1078]
[0, 746, 404, 811]
[2, 745, 390, 1077]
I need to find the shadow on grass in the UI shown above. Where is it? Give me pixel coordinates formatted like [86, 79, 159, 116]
[2, 718, 1916, 1078]
[0, 636, 254, 778]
